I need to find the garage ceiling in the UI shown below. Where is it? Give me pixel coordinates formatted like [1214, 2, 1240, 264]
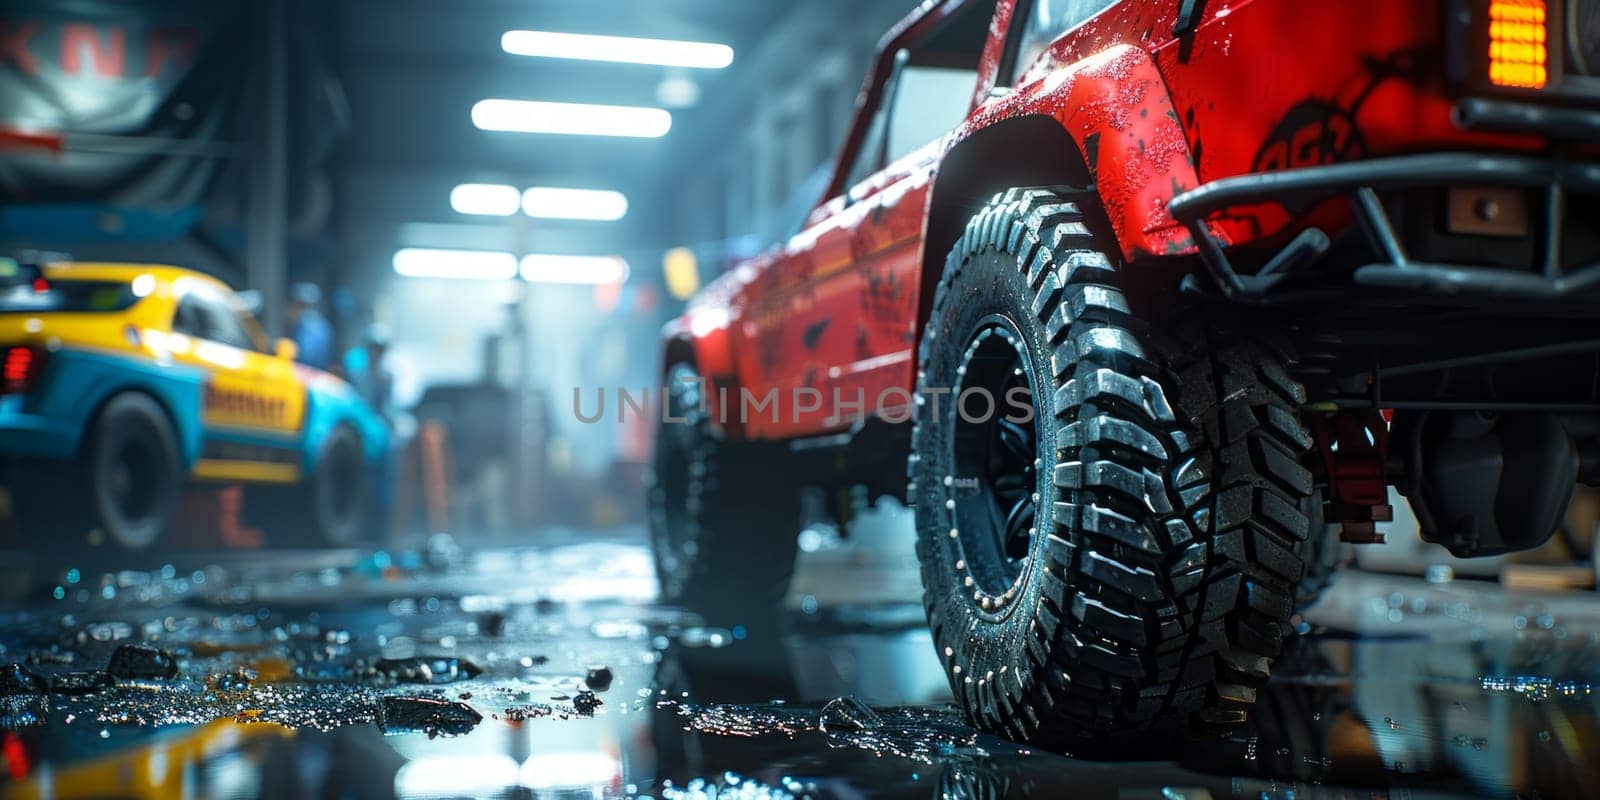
[332, 0, 863, 265]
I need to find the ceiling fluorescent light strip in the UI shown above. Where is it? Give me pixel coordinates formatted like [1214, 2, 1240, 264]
[393, 248, 520, 280]
[471, 99, 671, 138]
[522, 187, 628, 221]
[501, 31, 732, 69]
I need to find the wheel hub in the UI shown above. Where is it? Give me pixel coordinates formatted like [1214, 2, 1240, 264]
[108, 438, 157, 523]
[949, 317, 1041, 613]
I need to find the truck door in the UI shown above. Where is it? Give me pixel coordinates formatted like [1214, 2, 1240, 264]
[840, 55, 984, 422]
[736, 1, 996, 439]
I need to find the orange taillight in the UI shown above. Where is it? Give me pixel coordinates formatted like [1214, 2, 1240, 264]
[1488, 0, 1549, 88]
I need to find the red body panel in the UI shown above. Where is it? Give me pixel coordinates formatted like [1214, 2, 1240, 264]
[668, 0, 1584, 441]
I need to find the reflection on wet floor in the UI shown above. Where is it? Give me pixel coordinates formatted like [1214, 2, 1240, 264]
[0, 530, 1597, 799]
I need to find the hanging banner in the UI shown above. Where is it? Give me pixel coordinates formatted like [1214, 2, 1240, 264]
[0, 0, 240, 206]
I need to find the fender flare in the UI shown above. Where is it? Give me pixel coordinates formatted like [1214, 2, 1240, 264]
[301, 378, 388, 473]
[50, 350, 206, 467]
[660, 309, 736, 382]
[919, 45, 1205, 327]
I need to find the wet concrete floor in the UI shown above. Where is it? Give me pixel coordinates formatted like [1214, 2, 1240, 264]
[1, 528, 1598, 799]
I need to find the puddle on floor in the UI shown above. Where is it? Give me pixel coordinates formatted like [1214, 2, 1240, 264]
[1, 542, 1597, 798]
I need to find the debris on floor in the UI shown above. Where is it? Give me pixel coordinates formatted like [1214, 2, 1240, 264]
[0, 534, 1596, 799]
[379, 695, 483, 738]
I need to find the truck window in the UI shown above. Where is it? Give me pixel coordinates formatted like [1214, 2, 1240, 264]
[887, 66, 981, 166]
[837, 0, 998, 197]
[1009, 0, 1118, 84]
[844, 64, 977, 190]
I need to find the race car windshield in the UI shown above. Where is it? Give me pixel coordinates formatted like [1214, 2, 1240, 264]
[0, 280, 141, 313]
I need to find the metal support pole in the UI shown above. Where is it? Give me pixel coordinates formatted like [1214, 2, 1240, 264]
[510, 217, 536, 530]
[514, 285, 536, 530]
[247, 0, 289, 336]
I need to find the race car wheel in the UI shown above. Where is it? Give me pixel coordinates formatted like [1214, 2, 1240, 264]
[14, 392, 182, 550]
[249, 425, 367, 547]
[910, 188, 1317, 747]
[647, 363, 800, 610]
[89, 392, 184, 550]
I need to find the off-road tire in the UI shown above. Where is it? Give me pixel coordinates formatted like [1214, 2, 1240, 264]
[910, 188, 1317, 747]
[248, 425, 367, 547]
[14, 392, 182, 550]
[647, 363, 799, 610]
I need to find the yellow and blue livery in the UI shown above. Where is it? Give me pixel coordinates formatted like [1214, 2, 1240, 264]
[0, 260, 387, 548]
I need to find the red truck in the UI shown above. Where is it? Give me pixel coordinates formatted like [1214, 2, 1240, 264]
[650, 0, 1600, 744]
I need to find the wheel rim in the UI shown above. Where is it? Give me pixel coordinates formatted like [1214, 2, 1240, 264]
[107, 436, 159, 525]
[324, 438, 361, 526]
[950, 315, 1040, 610]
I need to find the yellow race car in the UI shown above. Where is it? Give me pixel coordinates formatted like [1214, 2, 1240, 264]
[0, 259, 388, 549]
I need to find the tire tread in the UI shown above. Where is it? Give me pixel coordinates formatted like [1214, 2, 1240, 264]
[912, 188, 1316, 745]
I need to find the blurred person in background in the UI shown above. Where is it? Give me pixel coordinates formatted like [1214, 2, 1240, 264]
[287, 282, 334, 370]
[346, 323, 398, 539]
[345, 323, 396, 420]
